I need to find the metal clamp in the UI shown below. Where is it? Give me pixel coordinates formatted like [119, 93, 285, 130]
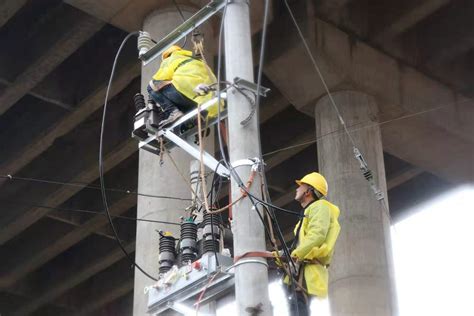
[231, 157, 262, 171]
[233, 77, 270, 97]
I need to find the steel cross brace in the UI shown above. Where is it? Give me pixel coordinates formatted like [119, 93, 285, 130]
[138, 93, 231, 177]
[139, 0, 226, 65]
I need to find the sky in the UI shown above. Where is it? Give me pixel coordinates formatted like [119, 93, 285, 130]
[391, 185, 474, 316]
[214, 185, 474, 316]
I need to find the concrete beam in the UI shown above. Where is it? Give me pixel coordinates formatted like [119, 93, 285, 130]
[382, 115, 473, 184]
[47, 211, 117, 240]
[0, 62, 140, 187]
[69, 260, 134, 316]
[94, 292, 133, 316]
[66, 0, 270, 35]
[416, 0, 474, 65]
[263, 8, 474, 184]
[74, 279, 133, 316]
[0, 0, 27, 29]
[387, 166, 423, 190]
[263, 131, 314, 169]
[267, 185, 286, 194]
[273, 190, 294, 208]
[259, 91, 289, 123]
[0, 12, 104, 116]
[314, 0, 352, 24]
[11, 242, 135, 316]
[373, 0, 450, 41]
[0, 139, 137, 245]
[0, 195, 136, 288]
[0, 77, 74, 111]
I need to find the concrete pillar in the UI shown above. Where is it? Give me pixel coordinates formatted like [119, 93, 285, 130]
[134, 8, 214, 316]
[314, 91, 396, 315]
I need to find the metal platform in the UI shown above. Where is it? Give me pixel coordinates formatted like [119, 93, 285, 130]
[147, 254, 234, 315]
[132, 93, 230, 177]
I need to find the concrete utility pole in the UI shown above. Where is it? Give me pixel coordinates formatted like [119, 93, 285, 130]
[224, 1, 272, 315]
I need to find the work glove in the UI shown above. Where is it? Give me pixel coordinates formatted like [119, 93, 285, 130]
[194, 83, 213, 96]
[272, 250, 284, 267]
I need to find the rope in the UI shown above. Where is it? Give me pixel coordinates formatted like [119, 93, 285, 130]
[196, 100, 213, 214]
[191, 34, 222, 215]
[260, 173, 278, 247]
[163, 148, 202, 204]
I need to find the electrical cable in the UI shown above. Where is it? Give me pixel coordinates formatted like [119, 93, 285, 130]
[0, 174, 192, 201]
[209, 160, 227, 267]
[0, 199, 181, 225]
[261, 103, 450, 158]
[99, 31, 157, 282]
[241, 0, 270, 127]
[281, 0, 394, 225]
[170, 0, 188, 48]
[281, 0, 357, 148]
[216, 2, 229, 167]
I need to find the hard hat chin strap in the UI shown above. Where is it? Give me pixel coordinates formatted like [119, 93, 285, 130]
[306, 188, 323, 201]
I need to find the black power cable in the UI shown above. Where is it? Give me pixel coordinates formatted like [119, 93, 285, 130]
[170, 0, 188, 47]
[99, 31, 158, 282]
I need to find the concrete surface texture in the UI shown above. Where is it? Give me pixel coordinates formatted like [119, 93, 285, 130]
[315, 91, 396, 315]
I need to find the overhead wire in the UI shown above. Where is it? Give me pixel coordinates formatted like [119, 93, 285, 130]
[261, 103, 451, 159]
[99, 31, 158, 281]
[170, 0, 188, 47]
[0, 174, 192, 201]
[281, 0, 357, 148]
[0, 95, 452, 198]
[0, 199, 181, 225]
[280, 0, 396, 224]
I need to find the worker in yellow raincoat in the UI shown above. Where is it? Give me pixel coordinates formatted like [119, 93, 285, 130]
[146, 45, 218, 127]
[285, 172, 341, 315]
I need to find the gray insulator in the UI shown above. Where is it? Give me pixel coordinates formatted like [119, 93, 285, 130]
[138, 31, 154, 57]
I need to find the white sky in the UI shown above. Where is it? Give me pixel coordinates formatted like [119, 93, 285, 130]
[392, 185, 474, 316]
[215, 185, 474, 316]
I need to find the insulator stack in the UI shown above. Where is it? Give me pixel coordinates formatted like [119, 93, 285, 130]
[158, 233, 176, 274]
[137, 31, 154, 57]
[202, 212, 221, 255]
[133, 93, 146, 112]
[179, 220, 198, 264]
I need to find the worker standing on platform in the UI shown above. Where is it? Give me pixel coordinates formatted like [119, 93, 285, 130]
[147, 45, 217, 127]
[285, 172, 341, 315]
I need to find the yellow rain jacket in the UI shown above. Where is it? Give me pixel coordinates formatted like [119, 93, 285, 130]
[152, 49, 220, 117]
[287, 199, 341, 297]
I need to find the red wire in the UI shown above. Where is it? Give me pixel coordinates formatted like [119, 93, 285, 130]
[195, 272, 220, 315]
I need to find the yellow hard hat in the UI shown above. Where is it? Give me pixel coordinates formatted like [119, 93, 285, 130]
[162, 45, 182, 60]
[296, 172, 328, 196]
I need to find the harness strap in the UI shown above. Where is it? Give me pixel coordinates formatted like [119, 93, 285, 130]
[173, 57, 197, 72]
